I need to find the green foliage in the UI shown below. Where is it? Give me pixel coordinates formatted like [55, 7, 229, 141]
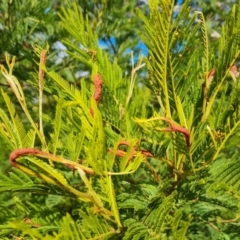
[1, 0, 240, 239]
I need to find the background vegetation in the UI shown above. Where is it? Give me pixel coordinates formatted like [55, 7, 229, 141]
[0, 0, 240, 239]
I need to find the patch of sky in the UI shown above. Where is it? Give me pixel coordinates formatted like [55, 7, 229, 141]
[52, 41, 68, 65]
[98, 0, 183, 60]
[44, 7, 51, 14]
[53, 0, 184, 75]
[99, 37, 116, 54]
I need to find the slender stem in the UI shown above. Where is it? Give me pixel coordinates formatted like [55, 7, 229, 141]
[126, 62, 145, 107]
[38, 49, 47, 138]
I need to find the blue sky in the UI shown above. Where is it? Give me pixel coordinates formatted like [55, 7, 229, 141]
[55, 1, 185, 63]
[99, 0, 184, 57]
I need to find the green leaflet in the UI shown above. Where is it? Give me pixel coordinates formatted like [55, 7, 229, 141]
[137, 0, 174, 116]
[106, 175, 121, 227]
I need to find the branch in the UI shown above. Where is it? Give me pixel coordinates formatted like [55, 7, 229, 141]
[161, 118, 190, 148]
[9, 148, 95, 175]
